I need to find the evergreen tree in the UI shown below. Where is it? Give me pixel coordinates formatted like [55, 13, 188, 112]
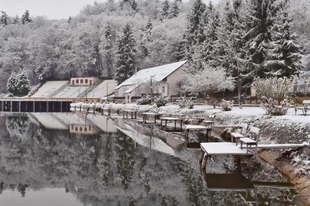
[140, 19, 153, 58]
[215, 1, 235, 70]
[68, 16, 72, 24]
[241, 0, 279, 82]
[265, 0, 303, 77]
[7, 70, 31, 96]
[0, 11, 8, 26]
[21, 10, 32, 24]
[106, 0, 116, 12]
[115, 23, 137, 84]
[161, 0, 170, 19]
[202, 5, 219, 67]
[103, 23, 115, 78]
[7, 72, 18, 95]
[15, 70, 31, 95]
[169, 0, 179, 19]
[184, 0, 206, 71]
[13, 15, 20, 24]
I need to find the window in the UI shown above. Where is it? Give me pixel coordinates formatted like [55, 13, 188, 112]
[76, 79, 79, 84]
[81, 79, 83, 83]
[85, 79, 88, 83]
[90, 80, 92, 85]
[162, 86, 165, 94]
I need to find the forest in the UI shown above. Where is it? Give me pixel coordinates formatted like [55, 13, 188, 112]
[0, 0, 310, 93]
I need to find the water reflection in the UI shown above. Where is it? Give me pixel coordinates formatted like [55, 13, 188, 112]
[0, 113, 305, 206]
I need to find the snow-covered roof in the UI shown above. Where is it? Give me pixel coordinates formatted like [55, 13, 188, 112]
[115, 60, 187, 90]
[31, 81, 68, 98]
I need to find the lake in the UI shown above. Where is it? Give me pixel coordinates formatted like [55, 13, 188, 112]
[0, 113, 305, 206]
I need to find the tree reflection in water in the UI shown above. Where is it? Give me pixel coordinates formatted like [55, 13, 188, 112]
[0, 114, 305, 206]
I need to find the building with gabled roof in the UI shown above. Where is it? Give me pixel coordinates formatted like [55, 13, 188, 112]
[114, 60, 188, 103]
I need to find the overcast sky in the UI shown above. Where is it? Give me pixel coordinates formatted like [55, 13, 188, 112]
[0, 0, 219, 20]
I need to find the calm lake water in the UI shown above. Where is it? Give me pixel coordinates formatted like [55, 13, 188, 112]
[0, 113, 306, 206]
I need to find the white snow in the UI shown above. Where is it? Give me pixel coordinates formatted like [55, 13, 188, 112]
[201, 142, 250, 155]
[115, 60, 187, 89]
[31, 81, 68, 98]
[53, 86, 87, 98]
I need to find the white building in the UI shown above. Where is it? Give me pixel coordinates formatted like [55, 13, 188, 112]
[114, 61, 187, 103]
[70, 77, 99, 86]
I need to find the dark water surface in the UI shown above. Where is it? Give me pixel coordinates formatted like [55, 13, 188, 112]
[0, 113, 306, 206]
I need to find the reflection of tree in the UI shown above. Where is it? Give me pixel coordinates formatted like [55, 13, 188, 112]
[6, 115, 30, 140]
[114, 131, 136, 190]
[0, 114, 304, 206]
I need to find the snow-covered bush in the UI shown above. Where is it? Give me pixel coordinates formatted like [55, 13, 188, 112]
[178, 97, 194, 109]
[154, 96, 169, 107]
[260, 97, 290, 115]
[253, 77, 293, 103]
[220, 99, 234, 111]
[183, 65, 235, 108]
[137, 95, 152, 105]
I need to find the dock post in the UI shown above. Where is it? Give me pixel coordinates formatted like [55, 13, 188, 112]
[0, 101, 2, 111]
[10, 101, 12, 112]
[46, 101, 49, 112]
[33, 101, 35, 112]
[199, 150, 204, 164]
[19, 101, 21, 112]
[237, 157, 241, 174]
[201, 154, 208, 170]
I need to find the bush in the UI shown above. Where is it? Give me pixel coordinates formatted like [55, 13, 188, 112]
[260, 96, 290, 115]
[253, 77, 293, 103]
[137, 95, 152, 105]
[220, 99, 234, 111]
[178, 97, 194, 109]
[154, 96, 169, 107]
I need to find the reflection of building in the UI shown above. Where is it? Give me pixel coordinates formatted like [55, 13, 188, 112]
[70, 125, 97, 135]
[29, 113, 117, 133]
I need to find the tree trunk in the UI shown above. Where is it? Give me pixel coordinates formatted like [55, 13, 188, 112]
[210, 93, 216, 108]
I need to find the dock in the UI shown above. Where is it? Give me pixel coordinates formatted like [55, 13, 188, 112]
[0, 98, 71, 112]
[200, 142, 253, 170]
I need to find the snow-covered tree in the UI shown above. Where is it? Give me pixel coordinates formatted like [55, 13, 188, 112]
[201, 4, 219, 67]
[184, 0, 206, 69]
[241, 0, 279, 82]
[161, 0, 170, 19]
[253, 77, 293, 103]
[183, 65, 235, 108]
[7, 72, 18, 95]
[169, 0, 179, 19]
[264, 0, 303, 77]
[7, 70, 31, 96]
[21, 10, 32, 24]
[102, 23, 115, 78]
[0, 11, 9, 26]
[115, 23, 137, 84]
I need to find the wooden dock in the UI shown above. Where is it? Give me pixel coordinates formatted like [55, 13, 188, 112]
[200, 142, 253, 170]
[0, 98, 71, 112]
